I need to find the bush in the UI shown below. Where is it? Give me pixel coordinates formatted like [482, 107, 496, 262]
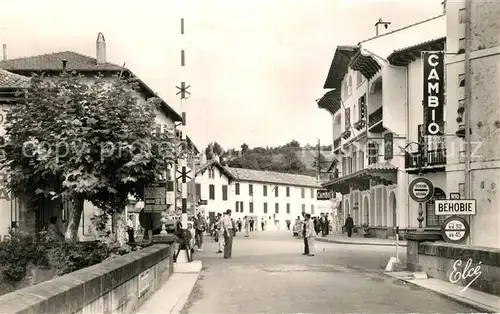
[47, 241, 111, 276]
[0, 229, 48, 281]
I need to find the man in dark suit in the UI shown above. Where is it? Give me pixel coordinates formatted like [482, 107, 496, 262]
[344, 214, 354, 237]
[301, 212, 309, 255]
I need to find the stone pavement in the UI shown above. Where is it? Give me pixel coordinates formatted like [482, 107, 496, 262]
[385, 271, 500, 313]
[180, 231, 476, 313]
[316, 232, 408, 247]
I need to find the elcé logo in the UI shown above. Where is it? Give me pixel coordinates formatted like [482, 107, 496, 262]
[449, 258, 482, 292]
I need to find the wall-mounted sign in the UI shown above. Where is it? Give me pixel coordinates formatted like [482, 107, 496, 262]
[435, 199, 476, 216]
[441, 215, 470, 244]
[199, 199, 208, 205]
[449, 193, 460, 200]
[144, 181, 167, 212]
[317, 189, 332, 201]
[422, 51, 445, 136]
[138, 269, 150, 298]
[384, 132, 394, 160]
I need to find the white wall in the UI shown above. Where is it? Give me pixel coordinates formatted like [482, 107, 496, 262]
[195, 165, 231, 215]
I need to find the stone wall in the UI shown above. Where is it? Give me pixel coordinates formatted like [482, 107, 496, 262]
[0, 244, 173, 314]
[418, 242, 500, 296]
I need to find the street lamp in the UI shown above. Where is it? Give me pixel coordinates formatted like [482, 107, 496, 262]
[403, 142, 427, 229]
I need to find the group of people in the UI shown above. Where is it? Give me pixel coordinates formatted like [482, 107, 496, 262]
[211, 210, 235, 258]
[294, 212, 331, 238]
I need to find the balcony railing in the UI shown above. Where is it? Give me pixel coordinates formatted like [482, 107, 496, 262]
[405, 149, 447, 169]
[333, 137, 341, 151]
[368, 107, 383, 128]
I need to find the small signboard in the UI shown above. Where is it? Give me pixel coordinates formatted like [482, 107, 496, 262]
[138, 269, 150, 297]
[317, 189, 332, 201]
[144, 181, 167, 212]
[449, 193, 460, 200]
[408, 177, 434, 203]
[441, 215, 470, 244]
[435, 199, 476, 216]
[199, 199, 208, 205]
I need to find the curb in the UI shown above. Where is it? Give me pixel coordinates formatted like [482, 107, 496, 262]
[382, 273, 498, 313]
[316, 237, 408, 247]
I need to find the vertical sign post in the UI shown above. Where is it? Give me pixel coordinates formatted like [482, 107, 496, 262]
[422, 51, 445, 136]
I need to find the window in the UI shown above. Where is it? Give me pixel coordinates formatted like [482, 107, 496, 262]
[358, 94, 366, 120]
[358, 151, 365, 171]
[249, 184, 253, 196]
[426, 188, 447, 227]
[458, 38, 465, 54]
[301, 204, 305, 213]
[235, 201, 239, 212]
[263, 202, 268, 214]
[347, 76, 352, 96]
[311, 204, 315, 215]
[301, 188, 305, 198]
[235, 183, 240, 195]
[345, 108, 351, 132]
[222, 185, 228, 201]
[263, 185, 267, 196]
[310, 188, 314, 198]
[286, 186, 290, 197]
[342, 157, 347, 176]
[459, 8, 465, 24]
[368, 142, 378, 165]
[239, 201, 244, 213]
[458, 74, 465, 87]
[356, 71, 363, 87]
[209, 184, 215, 200]
[275, 203, 279, 214]
[286, 203, 290, 214]
[249, 202, 254, 213]
[195, 183, 201, 198]
[275, 186, 279, 197]
[352, 151, 358, 172]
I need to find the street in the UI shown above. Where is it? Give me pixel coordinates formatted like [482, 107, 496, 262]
[181, 231, 476, 313]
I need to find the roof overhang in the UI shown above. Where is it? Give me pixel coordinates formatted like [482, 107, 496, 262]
[348, 50, 382, 80]
[316, 90, 341, 115]
[387, 37, 446, 66]
[323, 46, 359, 90]
[322, 164, 397, 195]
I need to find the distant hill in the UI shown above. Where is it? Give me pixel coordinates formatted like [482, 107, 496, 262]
[203, 141, 334, 180]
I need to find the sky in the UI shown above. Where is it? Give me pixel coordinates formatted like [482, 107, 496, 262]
[0, 0, 442, 151]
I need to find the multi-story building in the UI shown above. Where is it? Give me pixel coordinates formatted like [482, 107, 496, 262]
[318, 14, 446, 239]
[444, 0, 500, 248]
[0, 33, 197, 237]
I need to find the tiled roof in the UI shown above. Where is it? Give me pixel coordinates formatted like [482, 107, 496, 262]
[0, 51, 123, 71]
[365, 161, 398, 171]
[0, 68, 29, 88]
[390, 37, 446, 55]
[196, 161, 236, 180]
[225, 167, 321, 188]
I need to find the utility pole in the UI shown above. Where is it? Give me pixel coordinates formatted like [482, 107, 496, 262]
[317, 138, 321, 183]
[464, 0, 472, 245]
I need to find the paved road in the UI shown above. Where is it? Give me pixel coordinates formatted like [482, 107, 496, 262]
[181, 231, 476, 314]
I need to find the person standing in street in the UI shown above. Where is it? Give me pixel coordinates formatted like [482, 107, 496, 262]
[223, 209, 234, 258]
[237, 218, 242, 232]
[127, 215, 135, 243]
[244, 216, 250, 237]
[216, 213, 224, 253]
[261, 219, 265, 231]
[320, 213, 327, 237]
[305, 213, 317, 256]
[344, 214, 354, 237]
[286, 220, 291, 231]
[194, 212, 205, 251]
[249, 218, 254, 232]
[301, 212, 309, 255]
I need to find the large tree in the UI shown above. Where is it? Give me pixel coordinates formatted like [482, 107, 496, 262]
[312, 152, 329, 173]
[1, 73, 178, 243]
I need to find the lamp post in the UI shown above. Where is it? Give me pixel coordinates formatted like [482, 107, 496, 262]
[404, 142, 427, 229]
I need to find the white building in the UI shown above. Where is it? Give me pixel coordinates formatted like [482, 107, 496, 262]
[318, 14, 447, 239]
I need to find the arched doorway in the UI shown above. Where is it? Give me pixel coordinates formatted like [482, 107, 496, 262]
[363, 197, 369, 224]
[389, 192, 397, 228]
[426, 188, 446, 227]
[345, 199, 350, 218]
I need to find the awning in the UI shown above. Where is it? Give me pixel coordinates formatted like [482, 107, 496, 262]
[349, 50, 381, 80]
[322, 162, 398, 194]
[317, 90, 341, 115]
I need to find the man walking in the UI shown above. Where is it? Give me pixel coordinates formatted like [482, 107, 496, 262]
[194, 212, 205, 251]
[216, 213, 224, 253]
[344, 214, 354, 237]
[261, 219, 265, 231]
[244, 216, 250, 237]
[305, 213, 317, 256]
[301, 212, 309, 255]
[249, 218, 254, 232]
[223, 209, 234, 258]
[320, 213, 327, 237]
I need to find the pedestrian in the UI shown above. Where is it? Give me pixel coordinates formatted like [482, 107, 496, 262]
[286, 220, 291, 231]
[305, 213, 316, 256]
[320, 213, 327, 237]
[344, 214, 354, 237]
[237, 218, 242, 232]
[222, 210, 234, 258]
[249, 218, 254, 232]
[261, 219, 265, 231]
[216, 213, 224, 253]
[127, 214, 135, 243]
[244, 216, 250, 237]
[194, 212, 205, 251]
[301, 212, 309, 255]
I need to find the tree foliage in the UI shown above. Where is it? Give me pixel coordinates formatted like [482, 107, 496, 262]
[312, 152, 329, 172]
[1, 73, 179, 242]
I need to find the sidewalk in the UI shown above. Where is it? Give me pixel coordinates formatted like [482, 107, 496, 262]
[384, 271, 500, 313]
[315, 233, 407, 247]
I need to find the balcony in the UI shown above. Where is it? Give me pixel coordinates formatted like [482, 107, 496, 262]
[368, 107, 385, 133]
[405, 149, 447, 174]
[333, 137, 341, 153]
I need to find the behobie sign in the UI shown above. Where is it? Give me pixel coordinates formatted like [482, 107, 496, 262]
[422, 51, 444, 136]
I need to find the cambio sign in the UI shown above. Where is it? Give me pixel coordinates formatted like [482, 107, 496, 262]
[422, 51, 444, 136]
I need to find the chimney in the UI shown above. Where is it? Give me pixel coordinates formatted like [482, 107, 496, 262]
[96, 32, 106, 64]
[441, 0, 446, 14]
[61, 59, 68, 71]
[2, 44, 6, 61]
[375, 18, 391, 37]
